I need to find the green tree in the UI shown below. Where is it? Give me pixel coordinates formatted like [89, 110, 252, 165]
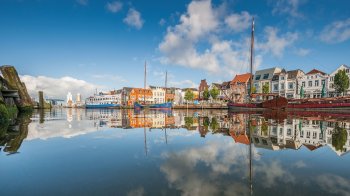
[334, 70, 350, 96]
[203, 89, 210, 100]
[262, 83, 269, 94]
[210, 117, 219, 133]
[210, 86, 220, 101]
[332, 125, 348, 152]
[251, 86, 257, 94]
[184, 89, 194, 103]
[184, 116, 194, 130]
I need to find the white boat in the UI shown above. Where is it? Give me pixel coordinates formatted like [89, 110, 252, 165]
[85, 92, 121, 108]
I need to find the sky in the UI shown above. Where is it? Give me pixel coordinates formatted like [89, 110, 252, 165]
[0, 0, 349, 99]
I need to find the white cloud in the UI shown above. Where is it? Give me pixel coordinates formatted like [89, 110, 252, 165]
[316, 174, 350, 196]
[320, 18, 350, 44]
[272, 0, 305, 18]
[127, 187, 145, 196]
[20, 75, 104, 99]
[293, 160, 307, 168]
[76, 0, 88, 6]
[168, 80, 197, 88]
[106, 1, 123, 13]
[295, 48, 310, 56]
[258, 26, 298, 57]
[123, 8, 144, 29]
[225, 11, 252, 32]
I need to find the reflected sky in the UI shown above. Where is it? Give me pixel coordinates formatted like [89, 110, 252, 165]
[1, 109, 350, 196]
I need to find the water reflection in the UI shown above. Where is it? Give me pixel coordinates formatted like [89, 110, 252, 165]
[1, 108, 350, 195]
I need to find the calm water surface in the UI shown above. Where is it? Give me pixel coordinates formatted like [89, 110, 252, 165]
[1, 109, 350, 196]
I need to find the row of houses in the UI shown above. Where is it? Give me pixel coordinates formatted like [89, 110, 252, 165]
[198, 64, 350, 103]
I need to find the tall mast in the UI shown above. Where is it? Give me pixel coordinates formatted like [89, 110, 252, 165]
[249, 18, 255, 97]
[144, 61, 147, 104]
[165, 70, 168, 102]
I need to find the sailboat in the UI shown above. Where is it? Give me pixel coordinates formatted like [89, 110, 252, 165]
[227, 18, 288, 111]
[134, 62, 172, 109]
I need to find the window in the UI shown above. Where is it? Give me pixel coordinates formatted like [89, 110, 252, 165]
[308, 81, 312, 87]
[281, 76, 285, 80]
[315, 80, 319, 87]
[330, 76, 334, 81]
[302, 82, 305, 87]
[287, 129, 292, 136]
[263, 74, 269, 79]
[273, 84, 278, 91]
[281, 83, 285, 90]
[288, 82, 294, 89]
[255, 75, 261, 80]
[346, 69, 349, 73]
[322, 80, 325, 85]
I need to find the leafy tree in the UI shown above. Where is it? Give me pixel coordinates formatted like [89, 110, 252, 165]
[210, 117, 219, 133]
[184, 89, 194, 103]
[261, 120, 268, 135]
[203, 117, 210, 127]
[203, 89, 210, 100]
[184, 116, 194, 130]
[262, 83, 270, 94]
[334, 70, 350, 96]
[332, 125, 348, 152]
[251, 86, 257, 94]
[210, 86, 220, 101]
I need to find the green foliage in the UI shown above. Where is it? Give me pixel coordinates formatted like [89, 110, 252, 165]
[203, 89, 210, 100]
[184, 89, 194, 102]
[210, 86, 220, 100]
[203, 117, 210, 127]
[334, 70, 350, 95]
[261, 120, 268, 135]
[0, 103, 10, 122]
[6, 105, 18, 120]
[184, 116, 194, 129]
[251, 86, 257, 94]
[262, 83, 270, 94]
[332, 125, 348, 152]
[210, 117, 219, 132]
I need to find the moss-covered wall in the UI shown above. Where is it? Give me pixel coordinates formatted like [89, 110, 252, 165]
[0, 65, 33, 111]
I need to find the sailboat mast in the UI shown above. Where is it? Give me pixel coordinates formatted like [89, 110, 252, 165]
[144, 61, 147, 104]
[165, 70, 168, 102]
[249, 18, 255, 97]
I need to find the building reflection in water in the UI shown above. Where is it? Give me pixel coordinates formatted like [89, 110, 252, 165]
[2, 108, 350, 157]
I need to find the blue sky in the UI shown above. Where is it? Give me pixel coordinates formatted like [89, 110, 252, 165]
[1, 0, 349, 99]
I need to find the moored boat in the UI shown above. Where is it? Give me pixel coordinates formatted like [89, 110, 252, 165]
[86, 92, 121, 108]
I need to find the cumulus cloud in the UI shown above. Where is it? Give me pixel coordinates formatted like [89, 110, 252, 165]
[76, 0, 88, 6]
[225, 11, 252, 32]
[320, 18, 350, 44]
[258, 26, 298, 57]
[126, 187, 145, 196]
[272, 0, 305, 18]
[159, 0, 297, 77]
[123, 8, 144, 29]
[20, 75, 104, 99]
[106, 1, 123, 13]
[159, 18, 166, 26]
[168, 79, 197, 88]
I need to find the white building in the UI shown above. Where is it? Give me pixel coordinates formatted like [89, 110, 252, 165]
[174, 89, 183, 105]
[253, 67, 282, 93]
[66, 92, 73, 107]
[150, 86, 165, 104]
[271, 69, 305, 98]
[328, 64, 350, 97]
[298, 69, 328, 98]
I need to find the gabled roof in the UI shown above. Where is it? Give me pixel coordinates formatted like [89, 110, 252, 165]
[210, 83, 221, 88]
[287, 69, 304, 79]
[303, 144, 322, 151]
[221, 81, 231, 89]
[306, 69, 326, 75]
[231, 73, 251, 84]
[230, 132, 250, 145]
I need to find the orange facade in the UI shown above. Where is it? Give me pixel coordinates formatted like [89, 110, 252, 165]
[128, 88, 153, 105]
[230, 73, 251, 103]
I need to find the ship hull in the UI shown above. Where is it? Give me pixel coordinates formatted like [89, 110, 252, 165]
[149, 102, 172, 109]
[86, 104, 120, 108]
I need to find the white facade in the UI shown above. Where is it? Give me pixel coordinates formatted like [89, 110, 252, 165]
[328, 64, 350, 97]
[174, 89, 183, 105]
[66, 92, 73, 105]
[298, 69, 328, 98]
[151, 86, 165, 104]
[272, 69, 305, 99]
[253, 67, 282, 93]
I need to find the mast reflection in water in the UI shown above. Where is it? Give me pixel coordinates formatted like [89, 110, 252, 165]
[1, 108, 350, 196]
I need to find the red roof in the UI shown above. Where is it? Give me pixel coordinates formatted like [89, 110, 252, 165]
[231, 73, 252, 84]
[303, 144, 322, 151]
[230, 131, 250, 145]
[306, 69, 326, 75]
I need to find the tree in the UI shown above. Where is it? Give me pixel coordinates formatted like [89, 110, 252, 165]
[334, 70, 350, 96]
[210, 86, 220, 102]
[262, 83, 269, 94]
[203, 89, 210, 100]
[210, 117, 219, 133]
[332, 125, 348, 152]
[251, 86, 257, 94]
[184, 89, 194, 103]
[184, 116, 194, 130]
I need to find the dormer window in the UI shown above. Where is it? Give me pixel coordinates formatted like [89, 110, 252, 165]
[255, 75, 261, 80]
[263, 74, 269, 79]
